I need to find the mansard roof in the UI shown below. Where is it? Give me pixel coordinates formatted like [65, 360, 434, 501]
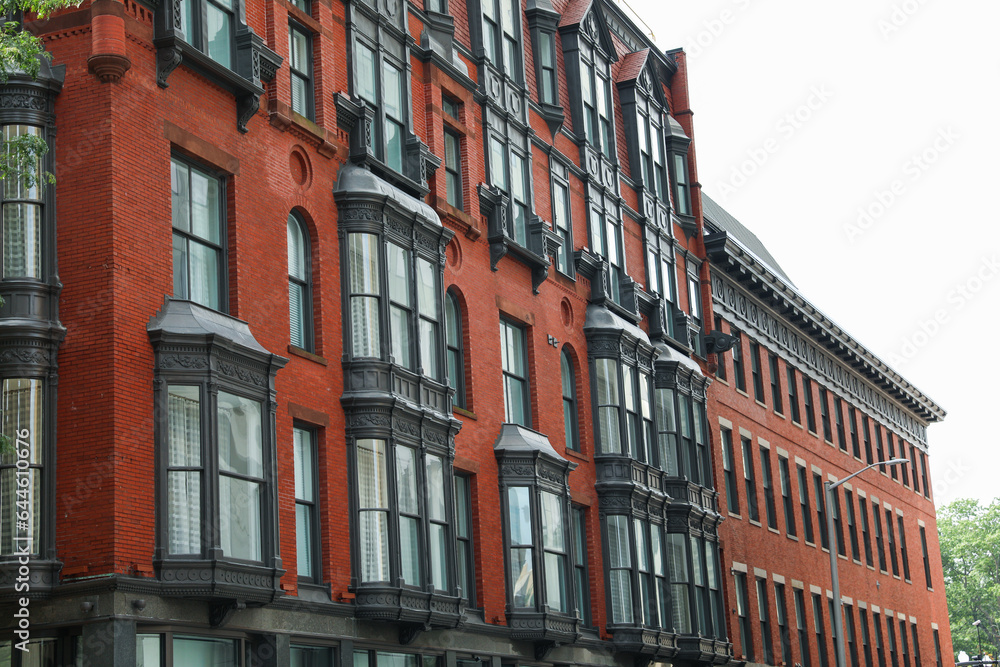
[702, 193, 793, 285]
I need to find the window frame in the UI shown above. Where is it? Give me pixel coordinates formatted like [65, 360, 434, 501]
[500, 318, 531, 426]
[550, 158, 574, 276]
[561, 347, 580, 452]
[445, 290, 467, 410]
[741, 435, 759, 523]
[454, 472, 476, 606]
[349, 0, 412, 176]
[769, 353, 783, 414]
[287, 211, 313, 352]
[750, 342, 765, 403]
[288, 21, 315, 120]
[1, 124, 45, 281]
[179, 0, 237, 68]
[293, 424, 321, 583]
[760, 446, 778, 530]
[170, 156, 227, 312]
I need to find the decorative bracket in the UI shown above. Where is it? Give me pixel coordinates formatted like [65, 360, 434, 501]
[209, 599, 246, 628]
[398, 622, 431, 645]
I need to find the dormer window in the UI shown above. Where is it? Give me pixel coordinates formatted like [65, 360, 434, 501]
[482, 0, 522, 81]
[673, 154, 691, 216]
[579, 38, 613, 155]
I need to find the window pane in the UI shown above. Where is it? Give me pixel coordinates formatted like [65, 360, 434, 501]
[359, 511, 389, 581]
[187, 240, 220, 310]
[508, 486, 532, 544]
[205, 3, 231, 66]
[387, 243, 411, 305]
[357, 439, 388, 509]
[352, 296, 380, 357]
[356, 44, 377, 104]
[217, 392, 262, 477]
[189, 168, 220, 244]
[219, 476, 261, 561]
[396, 446, 418, 513]
[540, 491, 564, 550]
[296, 503, 313, 577]
[390, 306, 412, 368]
[2, 203, 42, 278]
[171, 160, 190, 232]
[287, 215, 307, 280]
[510, 547, 534, 607]
[384, 65, 403, 120]
[416, 257, 437, 315]
[0, 468, 39, 556]
[426, 455, 445, 520]
[289, 282, 306, 348]
[293, 428, 313, 501]
[290, 27, 309, 71]
[174, 636, 237, 665]
[545, 551, 568, 612]
[490, 136, 507, 190]
[386, 119, 404, 173]
[429, 522, 447, 590]
[420, 319, 439, 379]
[399, 515, 421, 585]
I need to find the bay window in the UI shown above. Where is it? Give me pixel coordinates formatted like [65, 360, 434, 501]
[587, 197, 626, 304]
[336, 165, 462, 629]
[495, 424, 579, 644]
[480, 0, 521, 81]
[150, 298, 286, 599]
[486, 122, 532, 246]
[344, 234, 443, 380]
[356, 439, 452, 591]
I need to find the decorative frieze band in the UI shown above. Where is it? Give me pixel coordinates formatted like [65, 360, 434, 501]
[712, 271, 928, 448]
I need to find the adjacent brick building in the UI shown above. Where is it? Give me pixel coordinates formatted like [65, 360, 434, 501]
[0, 0, 952, 663]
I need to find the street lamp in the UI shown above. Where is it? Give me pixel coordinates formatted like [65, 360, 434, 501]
[827, 458, 909, 667]
[974, 620, 983, 661]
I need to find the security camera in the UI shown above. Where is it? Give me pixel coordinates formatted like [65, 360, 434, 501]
[974, 620, 982, 627]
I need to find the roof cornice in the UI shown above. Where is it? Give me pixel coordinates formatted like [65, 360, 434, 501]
[705, 231, 946, 426]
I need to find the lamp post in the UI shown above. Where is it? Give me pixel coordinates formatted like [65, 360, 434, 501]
[973, 620, 983, 661]
[827, 458, 909, 667]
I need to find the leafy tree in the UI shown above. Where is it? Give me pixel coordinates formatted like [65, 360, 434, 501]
[0, 0, 78, 454]
[0, 0, 79, 188]
[938, 498, 1000, 660]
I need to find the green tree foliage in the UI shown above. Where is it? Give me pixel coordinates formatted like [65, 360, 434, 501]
[0, 0, 79, 188]
[938, 498, 1000, 660]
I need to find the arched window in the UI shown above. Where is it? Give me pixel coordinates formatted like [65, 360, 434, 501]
[561, 348, 578, 451]
[287, 212, 312, 351]
[445, 290, 466, 409]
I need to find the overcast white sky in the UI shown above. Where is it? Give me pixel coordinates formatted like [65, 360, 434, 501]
[622, 0, 999, 509]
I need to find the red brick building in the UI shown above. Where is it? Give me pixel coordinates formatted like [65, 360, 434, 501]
[0, 0, 952, 663]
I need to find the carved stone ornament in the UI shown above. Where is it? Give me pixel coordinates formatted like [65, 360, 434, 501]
[160, 354, 209, 370]
[0, 348, 47, 365]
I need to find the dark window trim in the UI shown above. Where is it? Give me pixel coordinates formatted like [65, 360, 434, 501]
[287, 210, 314, 352]
[288, 21, 315, 120]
